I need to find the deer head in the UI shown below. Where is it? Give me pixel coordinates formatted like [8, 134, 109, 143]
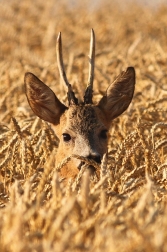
[25, 29, 135, 181]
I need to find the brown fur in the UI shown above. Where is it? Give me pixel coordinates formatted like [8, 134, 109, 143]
[24, 39, 135, 181]
[53, 104, 109, 179]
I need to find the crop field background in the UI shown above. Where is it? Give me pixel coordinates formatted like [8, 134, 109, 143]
[1, 0, 167, 251]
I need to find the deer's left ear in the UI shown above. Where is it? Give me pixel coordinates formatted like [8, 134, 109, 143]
[98, 67, 135, 123]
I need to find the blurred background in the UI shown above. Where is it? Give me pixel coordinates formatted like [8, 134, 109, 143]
[0, 0, 167, 123]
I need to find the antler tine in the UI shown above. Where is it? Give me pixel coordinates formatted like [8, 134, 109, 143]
[88, 29, 95, 88]
[56, 32, 78, 105]
[56, 32, 69, 88]
[84, 29, 95, 104]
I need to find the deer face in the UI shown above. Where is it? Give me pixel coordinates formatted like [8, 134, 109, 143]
[25, 30, 135, 180]
[54, 105, 108, 174]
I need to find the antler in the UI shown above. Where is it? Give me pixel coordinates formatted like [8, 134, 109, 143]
[84, 29, 95, 104]
[56, 32, 78, 105]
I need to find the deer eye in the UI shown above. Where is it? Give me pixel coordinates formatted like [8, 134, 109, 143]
[100, 130, 108, 139]
[63, 133, 71, 142]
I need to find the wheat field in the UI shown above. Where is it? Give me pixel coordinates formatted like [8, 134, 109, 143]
[0, 0, 167, 251]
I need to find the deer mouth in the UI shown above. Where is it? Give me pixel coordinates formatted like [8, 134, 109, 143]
[78, 162, 96, 174]
[88, 165, 96, 173]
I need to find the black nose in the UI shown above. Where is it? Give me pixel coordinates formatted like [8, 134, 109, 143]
[88, 154, 101, 164]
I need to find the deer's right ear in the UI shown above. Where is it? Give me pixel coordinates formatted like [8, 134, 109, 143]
[24, 72, 67, 125]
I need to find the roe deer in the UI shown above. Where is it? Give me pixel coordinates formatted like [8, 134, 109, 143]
[25, 29, 135, 181]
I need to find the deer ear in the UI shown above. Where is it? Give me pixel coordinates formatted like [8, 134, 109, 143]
[25, 72, 67, 124]
[98, 67, 135, 123]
